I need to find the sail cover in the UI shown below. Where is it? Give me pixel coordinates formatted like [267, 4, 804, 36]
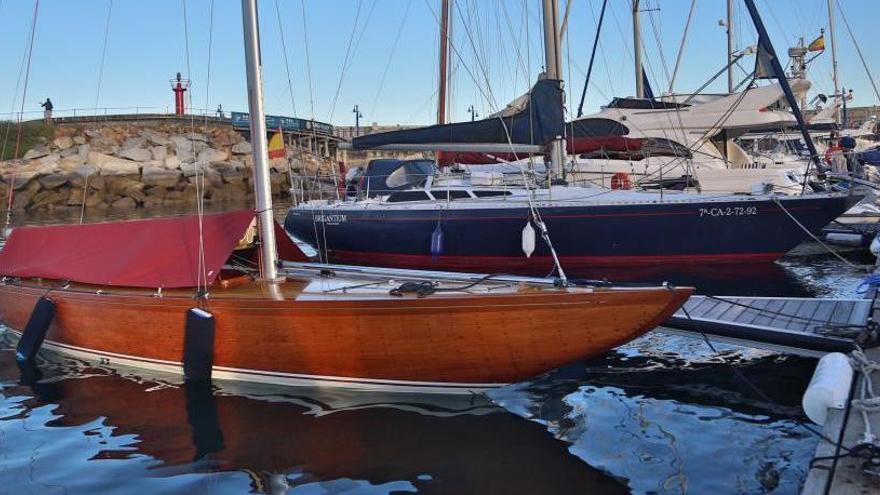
[0, 211, 307, 288]
[351, 79, 564, 150]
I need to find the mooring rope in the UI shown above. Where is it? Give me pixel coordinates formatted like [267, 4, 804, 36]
[772, 197, 866, 271]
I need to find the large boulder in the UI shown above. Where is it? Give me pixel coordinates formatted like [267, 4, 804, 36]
[163, 154, 181, 170]
[34, 153, 61, 171]
[143, 130, 170, 147]
[67, 187, 85, 206]
[208, 161, 243, 175]
[231, 141, 252, 155]
[121, 136, 147, 150]
[38, 173, 72, 190]
[111, 197, 136, 209]
[53, 136, 74, 151]
[169, 135, 192, 152]
[84, 190, 105, 207]
[59, 156, 85, 172]
[210, 130, 242, 147]
[13, 180, 41, 209]
[59, 146, 79, 158]
[150, 146, 167, 161]
[10, 170, 40, 188]
[104, 176, 142, 196]
[197, 148, 228, 163]
[87, 151, 115, 168]
[142, 164, 181, 188]
[117, 147, 152, 162]
[169, 135, 209, 154]
[22, 145, 50, 160]
[176, 149, 194, 163]
[69, 165, 97, 188]
[99, 159, 140, 176]
[30, 188, 70, 210]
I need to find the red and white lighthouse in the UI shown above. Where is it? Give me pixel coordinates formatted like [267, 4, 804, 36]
[170, 72, 191, 116]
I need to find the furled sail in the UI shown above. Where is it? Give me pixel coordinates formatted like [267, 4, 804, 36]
[351, 78, 564, 150]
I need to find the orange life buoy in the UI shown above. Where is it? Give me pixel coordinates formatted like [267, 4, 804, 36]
[610, 172, 632, 190]
[825, 146, 842, 165]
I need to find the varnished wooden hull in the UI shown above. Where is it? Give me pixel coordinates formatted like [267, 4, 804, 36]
[0, 281, 690, 393]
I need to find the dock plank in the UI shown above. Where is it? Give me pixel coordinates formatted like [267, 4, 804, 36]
[751, 299, 787, 327]
[829, 301, 856, 327]
[776, 299, 808, 332]
[811, 301, 839, 328]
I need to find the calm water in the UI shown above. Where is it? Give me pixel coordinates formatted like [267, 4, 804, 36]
[0, 206, 872, 494]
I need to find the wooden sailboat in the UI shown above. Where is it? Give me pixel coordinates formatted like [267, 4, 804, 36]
[0, 0, 691, 394]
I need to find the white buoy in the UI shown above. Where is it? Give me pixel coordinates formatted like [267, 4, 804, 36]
[802, 352, 853, 425]
[521, 221, 536, 258]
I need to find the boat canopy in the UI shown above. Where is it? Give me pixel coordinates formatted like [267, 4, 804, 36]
[0, 211, 307, 288]
[350, 79, 564, 150]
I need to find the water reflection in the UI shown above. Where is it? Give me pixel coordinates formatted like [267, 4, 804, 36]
[0, 345, 625, 494]
[489, 341, 819, 495]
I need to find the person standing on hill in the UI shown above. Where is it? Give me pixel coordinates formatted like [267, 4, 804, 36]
[40, 98, 53, 123]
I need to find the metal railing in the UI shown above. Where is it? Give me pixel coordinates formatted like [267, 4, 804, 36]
[0, 106, 233, 123]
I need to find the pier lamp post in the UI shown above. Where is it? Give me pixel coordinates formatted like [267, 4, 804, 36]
[467, 104, 478, 122]
[352, 105, 363, 137]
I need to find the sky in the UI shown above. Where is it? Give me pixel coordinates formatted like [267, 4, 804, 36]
[0, 0, 878, 127]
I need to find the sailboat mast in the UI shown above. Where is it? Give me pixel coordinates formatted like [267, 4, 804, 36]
[726, 0, 735, 93]
[632, 0, 644, 98]
[541, 0, 566, 178]
[241, 0, 279, 281]
[827, 0, 841, 124]
[437, 0, 450, 125]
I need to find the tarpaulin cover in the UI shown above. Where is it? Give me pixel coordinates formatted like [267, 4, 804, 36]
[351, 79, 564, 150]
[0, 210, 307, 288]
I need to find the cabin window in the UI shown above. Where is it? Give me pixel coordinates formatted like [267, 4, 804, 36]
[473, 190, 512, 198]
[387, 191, 432, 202]
[431, 190, 473, 200]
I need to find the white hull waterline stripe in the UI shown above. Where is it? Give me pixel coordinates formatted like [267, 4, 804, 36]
[9, 331, 504, 394]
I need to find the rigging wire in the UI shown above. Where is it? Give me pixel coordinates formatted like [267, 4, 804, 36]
[667, 0, 696, 94]
[299, 0, 316, 120]
[273, 0, 298, 117]
[368, 0, 412, 117]
[0, 17, 32, 162]
[5, 0, 40, 232]
[576, 0, 608, 118]
[835, 0, 880, 106]
[93, 0, 113, 112]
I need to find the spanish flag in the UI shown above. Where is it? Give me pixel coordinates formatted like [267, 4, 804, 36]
[808, 34, 825, 52]
[267, 127, 285, 159]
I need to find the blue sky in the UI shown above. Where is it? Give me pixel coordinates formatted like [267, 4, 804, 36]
[0, 0, 877, 127]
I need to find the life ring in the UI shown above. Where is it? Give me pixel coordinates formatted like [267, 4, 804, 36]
[610, 172, 632, 190]
[824, 146, 842, 165]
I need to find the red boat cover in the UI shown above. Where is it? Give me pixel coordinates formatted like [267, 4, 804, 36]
[0, 210, 307, 288]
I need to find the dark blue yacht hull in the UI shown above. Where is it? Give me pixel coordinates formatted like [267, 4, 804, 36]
[284, 193, 853, 274]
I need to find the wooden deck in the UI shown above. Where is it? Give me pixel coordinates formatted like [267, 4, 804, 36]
[663, 296, 872, 356]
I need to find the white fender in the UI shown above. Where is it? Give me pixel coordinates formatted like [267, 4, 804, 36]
[802, 352, 853, 425]
[522, 221, 536, 258]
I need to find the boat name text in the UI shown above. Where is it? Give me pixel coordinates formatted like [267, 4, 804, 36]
[314, 214, 347, 224]
[698, 206, 757, 217]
